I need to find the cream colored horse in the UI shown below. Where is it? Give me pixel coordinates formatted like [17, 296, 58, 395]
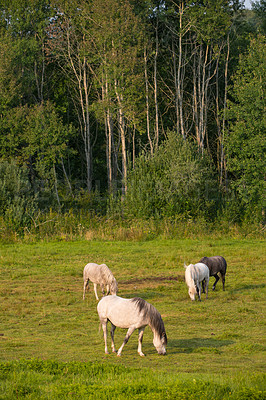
[97, 295, 167, 357]
[83, 263, 118, 301]
[184, 262, 209, 301]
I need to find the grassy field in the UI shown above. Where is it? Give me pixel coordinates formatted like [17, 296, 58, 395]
[0, 237, 265, 399]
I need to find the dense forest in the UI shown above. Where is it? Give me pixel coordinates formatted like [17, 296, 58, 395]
[0, 0, 265, 237]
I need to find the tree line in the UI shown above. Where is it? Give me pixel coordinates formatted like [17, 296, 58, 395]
[0, 0, 265, 231]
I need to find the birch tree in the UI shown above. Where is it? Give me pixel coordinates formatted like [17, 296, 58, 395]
[48, 0, 93, 192]
[87, 0, 145, 195]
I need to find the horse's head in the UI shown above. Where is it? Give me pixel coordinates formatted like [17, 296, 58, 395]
[188, 285, 197, 301]
[110, 278, 118, 295]
[153, 331, 167, 355]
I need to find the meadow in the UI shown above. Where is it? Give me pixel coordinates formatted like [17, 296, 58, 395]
[0, 237, 265, 399]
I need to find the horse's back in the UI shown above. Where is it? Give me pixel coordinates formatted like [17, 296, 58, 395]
[83, 263, 104, 281]
[97, 295, 145, 328]
[185, 263, 209, 284]
[98, 295, 133, 313]
[194, 262, 209, 280]
[199, 256, 227, 275]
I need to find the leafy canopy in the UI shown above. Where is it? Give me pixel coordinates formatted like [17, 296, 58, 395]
[226, 34, 265, 218]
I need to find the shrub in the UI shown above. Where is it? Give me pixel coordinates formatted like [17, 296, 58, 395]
[0, 159, 37, 231]
[122, 131, 220, 220]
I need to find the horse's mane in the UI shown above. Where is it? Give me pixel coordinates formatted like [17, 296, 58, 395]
[100, 264, 115, 283]
[190, 265, 198, 283]
[100, 264, 117, 293]
[131, 297, 167, 344]
[185, 265, 197, 293]
[186, 264, 195, 282]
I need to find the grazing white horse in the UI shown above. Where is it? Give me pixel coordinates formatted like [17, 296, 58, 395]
[97, 295, 167, 357]
[83, 263, 118, 301]
[184, 263, 209, 301]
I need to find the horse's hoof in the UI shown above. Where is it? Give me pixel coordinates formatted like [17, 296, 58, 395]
[139, 352, 145, 357]
[117, 353, 121, 357]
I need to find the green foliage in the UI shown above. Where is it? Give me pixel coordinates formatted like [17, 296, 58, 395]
[0, 33, 21, 114]
[226, 34, 265, 220]
[188, 0, 232, 43]
[0, 1, 263, 229]
[0, 159, 37, 230]
[1, 101, 74, 169]
[252, 0, 266, 34]
[0, 101, 76, 208]
[123, 131, 220, 220]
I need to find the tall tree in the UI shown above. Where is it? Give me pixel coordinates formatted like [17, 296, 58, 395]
[0, 33, 21, 115]
[47, 0, 94, 192]
[87, 0, 145, 194]
[0, 0, 53, 105]
[226, 34, 265, 219]
[252, 0, 266, 33]
[0, 101, 75, 203]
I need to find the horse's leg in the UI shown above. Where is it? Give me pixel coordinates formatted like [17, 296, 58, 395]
[101, 319, 109, 354]
[202, 279, 205, 294]
[206, 278, 209, 299]
[110, 323, 116, 353]
[83, 281, 87, 300]
[100, 284, 105, 296]
[221, 273, 225, 290]
[117, 326, 135, 357]
[212, 274, 219, 290]
[106, 284, 110, 295]
[138, 327, 145, 357]
[93, 283, 99, 301]
[196, 282, 201, 301]
[83, 280, 89, 300]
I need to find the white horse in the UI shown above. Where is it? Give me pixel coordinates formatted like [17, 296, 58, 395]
[97, 295, 167, 357]
[83, 263, 118, 301]
[184, 262, 209, 301]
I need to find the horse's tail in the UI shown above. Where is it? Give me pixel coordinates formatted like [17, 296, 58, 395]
[221, 257, 227, 273]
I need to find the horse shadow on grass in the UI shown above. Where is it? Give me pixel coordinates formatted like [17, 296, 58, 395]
[232, 283, 265, 292]
[168, 337, 234, 354]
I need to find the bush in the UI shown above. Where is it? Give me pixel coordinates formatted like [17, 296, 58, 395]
[122, 131, 220, 220]
[0, 159, 38, 231]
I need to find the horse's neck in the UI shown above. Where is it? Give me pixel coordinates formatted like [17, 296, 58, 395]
[102, 265, 112, 281]
[148, 322, 159, 338]
[147, 307, 163, 338]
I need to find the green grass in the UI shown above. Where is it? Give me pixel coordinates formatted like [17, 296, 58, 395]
[0, 238, 265, 399]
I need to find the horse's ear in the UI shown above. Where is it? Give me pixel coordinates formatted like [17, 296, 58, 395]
[184, 263, 187, 269]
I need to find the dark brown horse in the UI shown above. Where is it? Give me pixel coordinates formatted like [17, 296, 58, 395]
[199, 256, 227, 291]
